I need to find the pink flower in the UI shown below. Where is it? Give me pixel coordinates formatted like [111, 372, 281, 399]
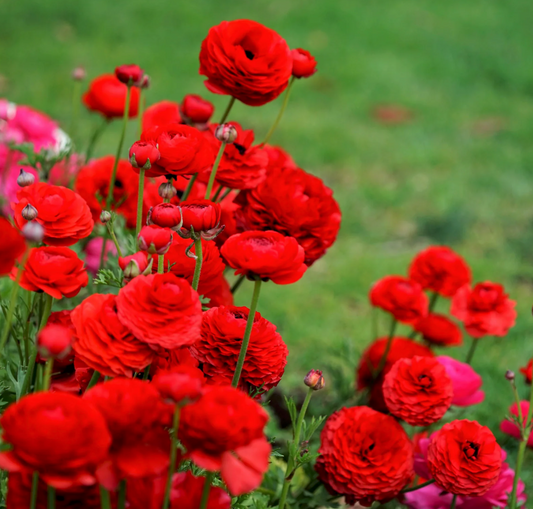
[84, 238, 117, 275]
[404, 482, 455, 509]
[436, 356, 484, 407]
[48, 154, 83, 187]
[500, 401, 533, 447]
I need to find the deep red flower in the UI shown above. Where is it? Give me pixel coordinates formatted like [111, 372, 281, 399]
[83, 74, 140, 119]
[115, 64, 144, 85]
[409, 246, 471, 298]
[116, 273, 202, 350]
[75, 156, 139, 229]
[191, 305, 288, 390]
[118, 251, 151, 282]
[221, 230, 307, 285]
[451, 282, 516, 338]
[129, 141, 160, 168]
[151, 346, 200, 376]
[71, 293, 155, 377]
[152, 365, 205, 404]
[370, 275, 428, 325]
[138, 225, 173, 255]
[37, 323, 73, 360]
[427, 420, 502, 496]
[181, 199, 221, 232]
[0, 217, 26, 275]
[235, 165, 341, 265]
[383, 356, 453, 426]
[181, 94, 215, 124]
[142, 100, 182, 132]
[179, 385, 271, 495]
[291, 48, 317, 78]
[150, 203, 182, 229]
[12, 183, 93, 246]
[0, 392, 111, 488]
[199, 19, 292, 106]
[12, 246, 88, 299]
[520, 360, 532, 384]
[414, 313, 463, 346]
[316, 406, 414, 506]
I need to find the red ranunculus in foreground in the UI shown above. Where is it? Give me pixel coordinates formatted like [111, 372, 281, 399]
[180, 199, 221, 233]
[316, 405, 414, 506]
[222, 230, 307, 284]
[451, 282, 517, 338]
[149, 203, 182, 229]
[71, 293, 155, 377]
[370, 275, 428, 325]
[142, 100, 182, 132]
[199, 19, 292, 106]
[500, 401, 533, 447]
[179, 385, 271, 495]
[436, 356, 485, 407]
[0, 217, 26, 275]
[191, 305, 288, 390]
[129, 141, 160, 169]
[414, 313, 463, 346]
[152, 365, 205, 404]
[115, 64, 144, 85]
[428, 420, 502, 496]
[37, 323, 73, 360]
[118, 251, 151, 282]
[13, 183, 93, 246]
[83, 74, 140, 118]
[12, 246, 88, 299]
[181, 94, 214, 125]
[383, 356, 453, 426]
[116, 273, 202, 350]
[0, 392, 111, 488]
[138, 225, 173, 255]
[291, 48, 317, 78]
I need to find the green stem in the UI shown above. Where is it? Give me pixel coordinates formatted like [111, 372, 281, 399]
[373, 315, 397, 378]
[212, 185, 224, 202]
[162, 406, 181, 509]
[217, 187, 233, 203]
[20, 350, 37, 398]
[465, 337, 478, 365]
[219, 96, 235, 124]
[400, 479, 436, 493]
[204, 142, 227, 199]
[142, 366, 151, 380]
[198, 472, 215, 509]
[86, 370, 101, 391]
[136, 168, 146, 238]
[191, 238, 203, 291]
[30, 472, 39, 509]
[262, 77, 295, 145]
[106, 223, 123, 258]
[85, 117, 109, 162]
[231, 279, 262, 387]
[118, 480, 126, 509]
[42, 358, 54, 391]
[278, 388, 314, 509]
[39, 295, 53, 331]
[100, 486, 112, 509]
[47, 486, 55, 509]
[99, 229, 110, 271]
[181, 174, 197, 202]
[428, 291, 439, 312]
[158, 254, 165, 274]
[230, 274, 245, 294]
[35, 364, 44, 392]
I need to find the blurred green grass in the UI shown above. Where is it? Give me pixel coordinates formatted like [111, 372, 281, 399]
[2, 0, 533, 496]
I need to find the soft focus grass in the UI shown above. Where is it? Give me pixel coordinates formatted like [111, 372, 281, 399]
[2, 0, 533, 497]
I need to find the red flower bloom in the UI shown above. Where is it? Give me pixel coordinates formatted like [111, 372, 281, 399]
[414, 313, 463, 346]
[152, 365, 205, 404]
[138, 225, 173, 255]
[142, 100, 182, 132]
[129, 141, 160, 168]
[316, 406, 414, 506]
[199, 19, 292, 106]
[141, 123, 214, 177]
[235, 165, 341, 265]
[0, 392, 111, 488]
[500, 401, 533, 447]
[75, 156, 139, 229]
[150, 203, 182, 229]
[291, 48, 317, 78]
[370, 275, 428, 325]
[427, 420, 502, 496]
[181, 199, 221, 232]
[116, 273, 202, 350]
[118, 251, 151, 282]
[221, 230, 307, 285]
[451, 282, 517, 338]
[12, 246, 88, 299]
[0, 217, 25, 275]
[520, 360, 532, 384]
[115, 64, 144, 85]
[191, 305, 288, 390]
[179, 385, 271, 495]
[83, 74, 140, 119]
[181, 94, 214, 124]
[71, 293, 155, 377]
[409, 246, 471, 298]
[37, 323, 73, 360]
[383, 356, 453, 426]
[151, 346, 200, 376]
[12, 183, 93, 247]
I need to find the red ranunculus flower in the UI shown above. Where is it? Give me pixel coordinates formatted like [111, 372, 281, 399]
[179, 385, 271, 495]
[0, 217, 26, 275]
[222, 230, 307, 285]
[116, 273, 202, 350]
[316, 405, 414, 506]
[12, 246, 88, 299]
[520, 359, 532, 384]
[191, 305, 288, 390]
[181, 199, 221, 232]
[414, 313, 463, 346]
[409, 246, 471, 298]
[129, 141, 160, 168]
[138, 225, 173, 255]
[75, 156, 139, 229]
[370, 275, 428, 325]
[451, 282, 517, 338]
[37, 323, 73, 360]
[151, 346, 200, 377]
[115, 64, 144, 85]
[140, 123, 214, 177]
[118, 251, 151, 282]
[152, 365, 205, 404]
[12, 183, 93, 247]
[84, 378, 170, 489]
[383, 356, 453, 426]
[150, 203, 182, 229]
[71, 293, 155, 377]
[0, 392, 111, 488]
[83, 74, 140, 119]
[427, 420, 502, 496]
[235, 165, 341, 265]
[291, 48, 317, 78]
[199, 20, 292, 106]
[142, 100, 182, 132]
[181, 94, 215, 124]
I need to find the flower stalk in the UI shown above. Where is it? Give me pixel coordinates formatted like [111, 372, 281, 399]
[262, 76, 295, 145]
[191, 237, 203, 291]
[162, 405, 181, 509]
[204, 142, 227, 200]
[198, 472, 215, 509]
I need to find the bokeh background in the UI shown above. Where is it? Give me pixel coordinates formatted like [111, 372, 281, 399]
[2, 0, 533, 498]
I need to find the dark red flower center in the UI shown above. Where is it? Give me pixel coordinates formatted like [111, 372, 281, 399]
[244, 50, 255, 60]
[417, 374, 432, 388]
[462, 441, 479, 460]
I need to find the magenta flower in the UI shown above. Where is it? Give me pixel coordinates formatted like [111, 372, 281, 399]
[436, 356, 484, 406]
[500, 401, 533, 447]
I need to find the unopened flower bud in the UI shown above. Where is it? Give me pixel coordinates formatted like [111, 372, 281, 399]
[138, 225, 173, 255]
[129, 141, 160, 169]
[115, 64, 144, 86]
[304, 369, 325, 391]
[17, 169, 35, 187]
[118, 251, 152, 282]
[158, 181, 177, 201]
[37, 324, 73, 360]
[140, 74, 151, 89]
[100, 211, 112, 224]
[214, 123, 238, 144]
[22, 221, 44, 243]
[21, 204, 38, 221]
[72, 67, 86, 81]
[505, 370, 515, 381]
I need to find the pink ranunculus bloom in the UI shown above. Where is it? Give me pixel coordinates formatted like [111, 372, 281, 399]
[500, 401, 533, 447]
[435, 356, 484, 406]
[404, 482, 455, 509]
[84, 238, 118, 275]
[48, 154, 83, 187]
